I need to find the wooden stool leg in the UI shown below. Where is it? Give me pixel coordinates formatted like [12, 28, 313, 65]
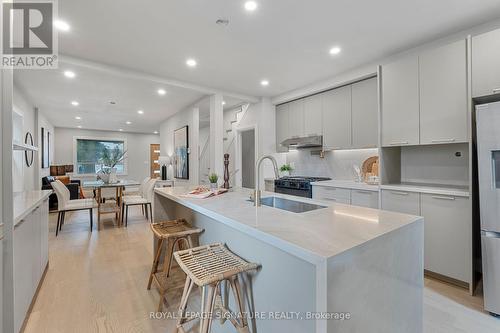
[163, 238, 176, 278]
[230, 276, 249, 331]
[200, 284, 217, 333]
[148, 238, 164, 290]
[177, 276, 194, 328]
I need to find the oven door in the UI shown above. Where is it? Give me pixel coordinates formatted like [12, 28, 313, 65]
[275, 186, 311, 198]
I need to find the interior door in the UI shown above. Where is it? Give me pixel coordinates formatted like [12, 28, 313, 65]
[150, 144, 160, 178]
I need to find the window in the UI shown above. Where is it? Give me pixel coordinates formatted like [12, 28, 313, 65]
[75, 138, 126, 175]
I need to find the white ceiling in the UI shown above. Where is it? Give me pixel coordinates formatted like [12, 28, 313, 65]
[56, 0, 500, 97]
[13, 62, 211, 133]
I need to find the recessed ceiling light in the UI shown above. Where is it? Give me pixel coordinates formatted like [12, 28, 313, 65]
[126, 121, 132, 125]
[154, 131, 159, 134]
[329, 46, 342, 55]
[75, 116, 81, 120]
[222, 101, 226, 105]
[186, 58, 197, 67]
[77, 125, 82, 129]
[244, 1, 258, 11]
[71, 101, 79, 106]
[119, 129, 123, 132]
[137, 110, 144, 115]
[54, 20, 70, 31]
[157, 89, 166, 95]
[260, 79, 269, 86]
[64, 70, 75, 78]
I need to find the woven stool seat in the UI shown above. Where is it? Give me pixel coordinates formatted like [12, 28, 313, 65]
[174, 243, 258, 333]
[174, 243, 258, 287]
[147, 218, 203, 312]
[151, 218, 203, 239]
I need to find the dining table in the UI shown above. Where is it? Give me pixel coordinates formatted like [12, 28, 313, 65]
[82, 179, 140, 230]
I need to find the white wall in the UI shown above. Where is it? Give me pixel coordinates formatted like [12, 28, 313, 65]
[12, 85, 54, 191]
[236, 98, 286, 187]
[159, 106, 199, 186]
[286, 148, 379, 180]
[54, 127, 159, 182]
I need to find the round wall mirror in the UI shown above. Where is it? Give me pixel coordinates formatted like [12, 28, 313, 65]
[25, 132, 34, 167]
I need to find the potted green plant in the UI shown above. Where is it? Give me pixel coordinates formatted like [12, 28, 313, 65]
[280, 164, 293, 177]
[208, 173, 219, 191]
[98, 147, 127, 183]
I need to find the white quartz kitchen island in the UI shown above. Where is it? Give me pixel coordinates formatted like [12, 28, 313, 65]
[154, 187, 423, 333]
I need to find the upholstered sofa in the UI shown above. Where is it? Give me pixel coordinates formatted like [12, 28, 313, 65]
[42, 176, 80, 210]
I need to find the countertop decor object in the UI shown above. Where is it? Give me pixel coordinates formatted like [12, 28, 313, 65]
[223, 153, 230, 189]
[362, 156, 379, 184]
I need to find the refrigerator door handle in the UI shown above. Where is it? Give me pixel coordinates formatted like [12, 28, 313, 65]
[482, 230, 500, 238]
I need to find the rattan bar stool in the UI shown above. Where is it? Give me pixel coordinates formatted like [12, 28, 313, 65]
[147, 218, 204, 311]
[174, 243, 259, 333]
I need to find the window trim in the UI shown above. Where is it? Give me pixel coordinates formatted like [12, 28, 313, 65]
[73, 136, 128, 176]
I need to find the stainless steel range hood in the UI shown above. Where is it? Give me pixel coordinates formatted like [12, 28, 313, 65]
[280, 135, 323, 149]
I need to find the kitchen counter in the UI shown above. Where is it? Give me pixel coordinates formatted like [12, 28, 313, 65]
[14, 190, 52, 226]
[311, 179, 379, 192]
[155, 187, 418, 261]
[154, 187, 423, 333]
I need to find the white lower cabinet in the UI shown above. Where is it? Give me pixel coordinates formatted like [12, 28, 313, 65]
[13, 200, 49, 333]
[14, 212, 35, 333]
[351, 190, 379, 209]
[381, 190, 420, 215]
[1, 236, 3, 331]
[421, 194, 471, 283]
[312, 186, 351, 204]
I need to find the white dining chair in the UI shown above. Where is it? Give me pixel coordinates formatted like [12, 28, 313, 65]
[123, 176, 151, 198]
[51, 180, 98, 236]
[121, 178, 156, 226]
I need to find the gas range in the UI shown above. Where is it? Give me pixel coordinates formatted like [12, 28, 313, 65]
[274, 176, 331, 198]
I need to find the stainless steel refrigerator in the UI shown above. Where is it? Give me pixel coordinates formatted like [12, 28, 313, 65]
[476, 101, 500, 316]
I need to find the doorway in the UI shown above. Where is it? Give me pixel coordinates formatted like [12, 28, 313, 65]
[240, 129, 255, 189]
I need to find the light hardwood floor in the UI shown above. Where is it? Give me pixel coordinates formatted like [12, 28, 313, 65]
[23, 208, 500, 333]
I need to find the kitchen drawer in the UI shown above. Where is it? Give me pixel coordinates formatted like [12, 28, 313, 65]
[312, 186, 351, 203]
[381, 190, 420, 215]
[421, 194, 471, 283]
[351, 190, 379, 209]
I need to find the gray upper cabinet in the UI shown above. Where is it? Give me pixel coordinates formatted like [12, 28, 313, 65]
[472, 28, 500, 98]
[304, 94, 322, 136]
[352, 77, 378, 148]
[276, 103, 289, 153]
[288, 99, 305, 138]
[419, 39, 468, 144]
[322, 85, 352, 149]
[381, 56, 420, 147]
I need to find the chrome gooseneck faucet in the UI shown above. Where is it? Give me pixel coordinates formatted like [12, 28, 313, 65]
[254, 155, 280, 206]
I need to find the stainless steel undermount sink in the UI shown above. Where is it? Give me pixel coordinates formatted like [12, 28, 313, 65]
[249, 196, 327, 213]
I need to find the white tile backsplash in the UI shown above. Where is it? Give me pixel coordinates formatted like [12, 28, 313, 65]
[285, 148, 379, 180]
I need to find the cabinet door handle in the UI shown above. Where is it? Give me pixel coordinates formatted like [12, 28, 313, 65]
[323, 197, 337, 202]
[493, 88, 500, 94]
[389, 141, 409, 146]
[431, 195, 455, 201]
[431, 139, 455, 143]
[356, 190, 372, 194]
[391, 191, 409, 196]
